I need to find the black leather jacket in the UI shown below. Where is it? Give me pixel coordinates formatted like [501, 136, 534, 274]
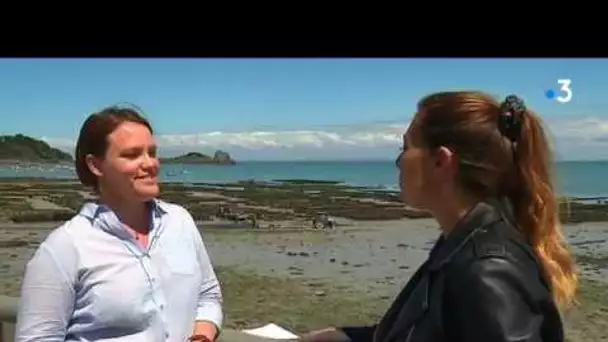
[338, 199, 565, 342]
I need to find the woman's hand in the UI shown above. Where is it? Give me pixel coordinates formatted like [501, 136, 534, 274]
[191, 321, 219, 342]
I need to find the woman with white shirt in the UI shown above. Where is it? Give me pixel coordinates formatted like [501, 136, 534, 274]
[15, 106, 223, 342]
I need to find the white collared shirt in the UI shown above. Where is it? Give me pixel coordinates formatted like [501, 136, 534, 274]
[15, 199, 223, 342]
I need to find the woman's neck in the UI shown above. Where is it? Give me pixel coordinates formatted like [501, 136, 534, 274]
[98, 193, 150, 233]
[432, 195, 479, 235]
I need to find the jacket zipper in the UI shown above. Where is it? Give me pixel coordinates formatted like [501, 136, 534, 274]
[405, 325, 416, 342]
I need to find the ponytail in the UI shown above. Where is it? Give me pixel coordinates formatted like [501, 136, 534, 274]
[417, 91, 580, 311]
[504, 106, 579, 311]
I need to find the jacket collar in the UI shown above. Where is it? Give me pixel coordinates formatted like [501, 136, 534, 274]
[428, 198, 513, 271]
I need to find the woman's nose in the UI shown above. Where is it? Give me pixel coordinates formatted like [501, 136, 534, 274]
[142, 154, 157, 168]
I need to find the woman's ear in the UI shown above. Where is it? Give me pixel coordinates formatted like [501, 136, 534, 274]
[433, 146, 458, 173]
[85, 154, 103, 178]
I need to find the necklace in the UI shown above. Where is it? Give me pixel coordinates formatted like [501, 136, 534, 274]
[132, 229, 147, 242]
[127, 225, 149, 245]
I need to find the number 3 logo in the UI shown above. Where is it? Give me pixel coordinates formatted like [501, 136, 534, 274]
[556, 79, 572, 103]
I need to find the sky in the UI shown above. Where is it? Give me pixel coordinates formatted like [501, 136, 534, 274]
[0, 58, 607, 161]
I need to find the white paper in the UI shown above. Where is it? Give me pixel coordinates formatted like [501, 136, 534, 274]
[241, 323, 299, 340]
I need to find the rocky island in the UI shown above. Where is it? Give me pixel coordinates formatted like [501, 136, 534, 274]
[0, 134, 73, 163]
[160, 150, 236, 165]
[0, 134, 236, 166]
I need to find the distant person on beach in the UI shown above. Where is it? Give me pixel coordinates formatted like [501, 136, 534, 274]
[302, 91, 578, 342]
[15, 106, 223, 342]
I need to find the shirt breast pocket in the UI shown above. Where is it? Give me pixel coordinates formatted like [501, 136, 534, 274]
[162, 242, 197, 276]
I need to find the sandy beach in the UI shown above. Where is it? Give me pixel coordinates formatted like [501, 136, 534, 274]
[1, 179, 608, 341]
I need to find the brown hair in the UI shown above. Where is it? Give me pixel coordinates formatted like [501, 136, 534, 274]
[416, 91, 578, 311]
[75, 105, 153, 188]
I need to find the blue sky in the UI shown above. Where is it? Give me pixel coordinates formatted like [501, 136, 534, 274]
[0, 58, 606, 160]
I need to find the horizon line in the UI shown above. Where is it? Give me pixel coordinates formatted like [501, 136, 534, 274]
[175, 158, 608, 163]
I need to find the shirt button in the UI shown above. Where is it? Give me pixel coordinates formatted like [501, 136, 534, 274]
[165, 332, 169, 338]
[160, 304, 164, 310]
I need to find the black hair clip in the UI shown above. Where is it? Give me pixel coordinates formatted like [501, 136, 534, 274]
[498, 94, 526, 143]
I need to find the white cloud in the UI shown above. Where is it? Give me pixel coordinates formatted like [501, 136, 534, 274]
[39, 116, 608, 161]
[157, 125, 405, 150]
[546, 117, 608, 142]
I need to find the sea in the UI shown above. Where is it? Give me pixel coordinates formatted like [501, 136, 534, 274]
[0, 160, 607, 198]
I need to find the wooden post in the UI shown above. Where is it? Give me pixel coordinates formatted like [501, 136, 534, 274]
[0, 295, 18, 342]
[0, 322, 15, 342]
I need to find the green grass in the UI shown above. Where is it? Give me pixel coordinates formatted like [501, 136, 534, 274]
[1, 241, 608, 341]
[217, 266, 387, 333]
[564, 278, 608, 341]
[217, 264, 608, 341]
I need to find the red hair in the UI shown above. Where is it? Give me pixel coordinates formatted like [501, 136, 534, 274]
[417, 91, 578, 311]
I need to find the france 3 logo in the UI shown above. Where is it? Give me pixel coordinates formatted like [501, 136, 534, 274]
[545, 79, 572, 103]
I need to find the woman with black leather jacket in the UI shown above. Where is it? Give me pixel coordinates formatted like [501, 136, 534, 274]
[302, 92, 578, 342]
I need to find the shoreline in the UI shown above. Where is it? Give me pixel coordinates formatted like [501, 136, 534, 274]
[1, 176, 607, 205]
[2, 159, 608, 200]
[0, 178, 607, 340]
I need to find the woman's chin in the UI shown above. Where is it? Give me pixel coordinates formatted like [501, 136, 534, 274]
[135, 184, 160, 200]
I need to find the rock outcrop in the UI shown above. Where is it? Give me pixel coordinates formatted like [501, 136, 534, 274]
[160, 150, 236, 165]
[0, 134, 73, 162]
